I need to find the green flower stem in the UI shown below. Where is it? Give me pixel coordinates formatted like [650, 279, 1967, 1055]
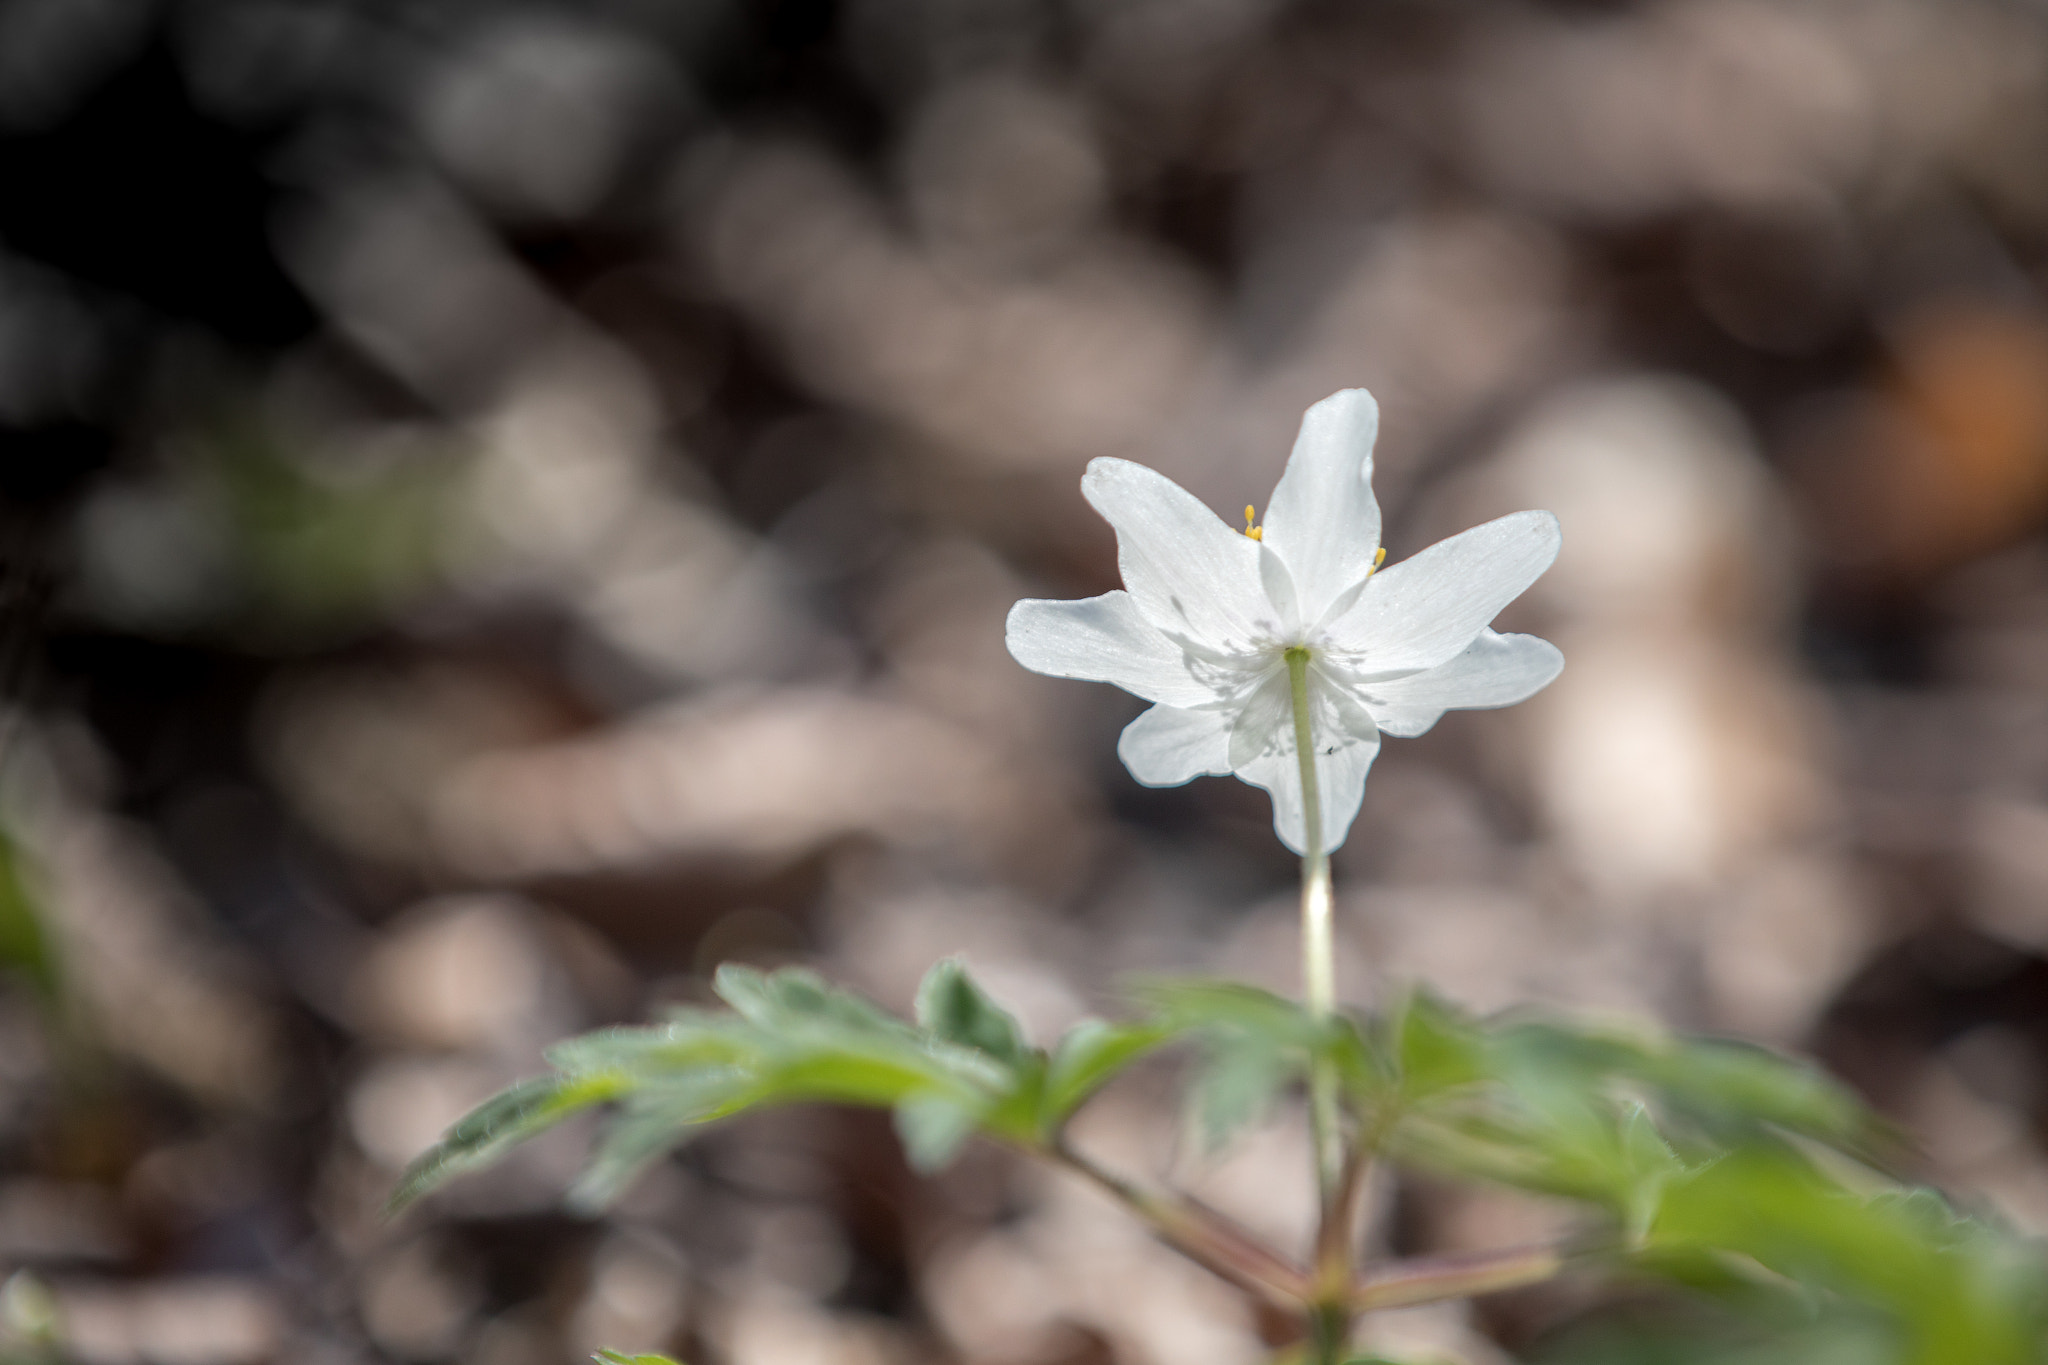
[1316, 1127, 1375, 1287]
[1285, 649, 1341, 1182]
[1287, 647, 1350, 1359]
[1285, 648, 1334, 1024]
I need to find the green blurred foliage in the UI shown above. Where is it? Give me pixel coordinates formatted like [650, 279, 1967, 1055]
[207, 420, 462, 637]
[1372, 992, 1887, 1230]
[0, 823, 58, 1003]
[0, 1273, 63, 1365]
[84, 417, 467, 647]
[394, 965, 2048, 1362]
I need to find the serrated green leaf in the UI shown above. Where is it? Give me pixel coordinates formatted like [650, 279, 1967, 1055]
[1135, 977, 1362, 1156]
[568, 1073, 758, 1211]
[1650, 1149, 2048, 1365]
[1619, 1102, 1685, 1242]
[1379, 1000, 1895, 1232]
[1041, 1018, 1169, 1130]
[390, 1072, 628, 1211]
[1390, 991, 1489, 1099]
[894, 1091, 985, 1172]
[546, 1018, 748, 1077]
[708, 963, 775, 1018]
[1632, 1037, 1877, 1153]
[757, 1047, 971, 1108]
[714, 964, 915, 1042]
[1488, 1019, 1877, 1156]
[915, 958, 1028, 1064]
[556, 978, 1038, 1204]
[1135, 977, 1326, 1049]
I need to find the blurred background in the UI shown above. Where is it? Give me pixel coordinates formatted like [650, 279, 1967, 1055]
[3, 0, 2048, 1361]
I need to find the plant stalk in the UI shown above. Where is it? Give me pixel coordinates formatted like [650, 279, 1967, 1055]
[1350, 1242, 1569, 1312]
[1049, 1142, 1310, 1308]
[1287, 647, 1350, 1362]
[1285, 649, 1341, 1184]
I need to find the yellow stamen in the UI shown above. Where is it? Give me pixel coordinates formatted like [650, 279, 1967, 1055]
[1374, 547, 1387, 569]
[1244, 505, 1263, 541]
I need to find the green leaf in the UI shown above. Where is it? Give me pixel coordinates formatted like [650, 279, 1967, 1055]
[1629, 1036, 1879, 1155]
[391, 964, 1057, 1212]
[567, 1073, 759, 1211]
[1189, 1037, 1294, 1153]
[1040, 1018, 1169, 1130]
[545, 1018, 749, 1077]
[1135, 978, 1326, 1049]
[714, 964, 916, 1042]
[391, 1073, 628, 1211]
[759, 1046, 978, 1109]
[1133, 977, 1361, 1156]
[1527, 1302, 1894, 1365]
[1618, 1102, 1686, 1242]
[552, 969, 1043, 1205]
[915, 958, 1028, 1064]
[1649, 1149, 2048, 1363]
[1485, 1018, 1877, 1155]
[594, 1351, 683, 1365]
[1389, 991, 1489, 1100]
[1376, 1001, 1894, 1229]
[894, 1091, 986, 1172]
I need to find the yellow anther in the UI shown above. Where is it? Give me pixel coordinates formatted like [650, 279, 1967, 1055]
[1374, 547, 1387, 568]
[1244, 505, 1263, 541]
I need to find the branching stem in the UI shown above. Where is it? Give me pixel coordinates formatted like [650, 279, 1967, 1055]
[1349, 1242, 1569, 1312]
[1042, 1142, 1579, 1351]
[1048, 1142, 1310, 1307]
[1043, 658, 1574, 1363]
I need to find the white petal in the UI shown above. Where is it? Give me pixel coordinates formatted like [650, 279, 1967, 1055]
[1362, 630, 1564, 738]
[1229, 668, 1382, 854]
[1006, 592, 1221, 707]
[1227, 668, 1296, 771]
[1314, 735, 1380, 854]
[1326, 510, 1560, 675]
[1118, 704, 1234, 786]
[1258, 390, 1383, 626]
[1237, 718, 1381, 854]
[1258, 542, 1302, 637]
[1082, 458, 1280, 654]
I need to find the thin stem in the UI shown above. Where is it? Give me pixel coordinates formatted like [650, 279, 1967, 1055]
[1315, 1126, 1374, 1281]
[1350, 1242, 1570, 1312]
[1048, 1142, 1311, 1308]
[1286, 650, 1341, 1190]
[1308, 1303, 1350, 1365]
[1303, 854, 1341, 1203]
[1286, 648, 1334, 1021]
[1287, 650, 1343, 1197]
[1287, 647, 1350, 1364]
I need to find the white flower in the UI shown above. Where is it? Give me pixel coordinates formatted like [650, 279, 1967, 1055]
[1005, 388, 1563, 855]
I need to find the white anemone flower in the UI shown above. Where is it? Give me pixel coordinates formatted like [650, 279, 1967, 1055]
[1006, 388, 1563, 856]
